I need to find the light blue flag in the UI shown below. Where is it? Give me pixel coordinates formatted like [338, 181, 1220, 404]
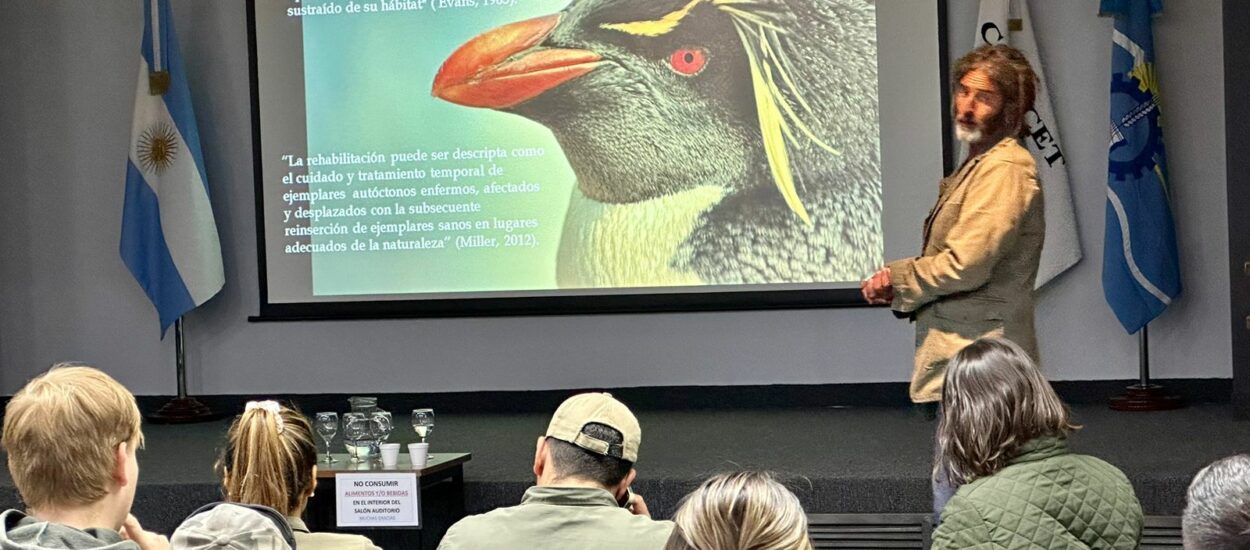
[121, 0, 224, 336]
[1099, 0, 1180, 334]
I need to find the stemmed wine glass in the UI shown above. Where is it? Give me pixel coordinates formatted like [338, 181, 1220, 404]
[314, 412, 338, 464]
[371, 411, 394, 446]
[412, 408, 435, 443]
[342, 412, 370, 463]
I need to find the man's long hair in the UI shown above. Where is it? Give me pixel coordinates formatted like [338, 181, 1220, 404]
[953, 44, 1039, 139]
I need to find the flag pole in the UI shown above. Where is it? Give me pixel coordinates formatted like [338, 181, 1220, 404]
[1110, 323, 1184, 411]
[148, 317, 216, 423]
[175, 317, 187, 398]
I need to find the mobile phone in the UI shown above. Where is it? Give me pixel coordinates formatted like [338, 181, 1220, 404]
[618, 487, 635, 510]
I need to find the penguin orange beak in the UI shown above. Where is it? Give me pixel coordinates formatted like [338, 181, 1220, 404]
[432, 14, 603, 109]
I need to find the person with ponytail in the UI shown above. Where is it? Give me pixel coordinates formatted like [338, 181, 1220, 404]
[218, 401, 381, 550]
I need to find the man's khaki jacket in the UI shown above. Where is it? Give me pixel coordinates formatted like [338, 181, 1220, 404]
[887, 137, 1044, 403]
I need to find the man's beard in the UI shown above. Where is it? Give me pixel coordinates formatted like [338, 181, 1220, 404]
[955, 123, 983, 144]
[956, 111, 1006, 145]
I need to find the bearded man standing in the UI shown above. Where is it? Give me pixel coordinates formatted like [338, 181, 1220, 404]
[862, 44, 1045, 408]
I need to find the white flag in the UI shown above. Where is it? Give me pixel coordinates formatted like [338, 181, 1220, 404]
[972, 0, 1082, 288]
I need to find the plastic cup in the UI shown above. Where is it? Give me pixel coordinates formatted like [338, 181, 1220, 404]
[380, 443, 401, 467]
[408, 442, 429, 468]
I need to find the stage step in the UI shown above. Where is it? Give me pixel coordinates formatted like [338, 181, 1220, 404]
[808, 514, 930, 549]
[1141, 516, 1184, 549]
[807, 514, 1182, 549]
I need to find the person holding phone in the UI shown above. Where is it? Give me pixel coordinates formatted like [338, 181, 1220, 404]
[438, 393, 672, 550]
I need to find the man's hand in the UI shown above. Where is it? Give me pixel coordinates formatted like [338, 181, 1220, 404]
[121, 514, 170, 550]
[627, 492, 652, 518]
[861, 267, 894, 305]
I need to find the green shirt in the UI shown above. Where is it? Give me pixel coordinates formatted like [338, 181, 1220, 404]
[438, 486, 674, 550]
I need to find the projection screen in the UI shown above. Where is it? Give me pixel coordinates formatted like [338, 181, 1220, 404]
[248, 0, 950, 319]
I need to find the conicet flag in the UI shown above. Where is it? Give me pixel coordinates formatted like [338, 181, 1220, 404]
[121, 0, 224, 336]
[972, 0, 1083, 289]
[1099, 0, 1180, 334]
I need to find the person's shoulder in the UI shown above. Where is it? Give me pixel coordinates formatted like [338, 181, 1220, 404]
[1064, 453, 1136, 486]
[951, 473, 1002, 502]
[438, 506, 518, 548]
[954, 463, 1044, 502]
[449, 503, 521, 527]
[986, 138, 1036, 169]
[632, 517, 675, 543]
[294, 529, 381, 550]
[961, 452, 1134, 499]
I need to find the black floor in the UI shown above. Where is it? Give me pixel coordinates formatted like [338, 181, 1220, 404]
[0, 403, 1242, 535]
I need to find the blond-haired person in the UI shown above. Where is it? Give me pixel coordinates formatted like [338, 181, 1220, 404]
[0, 364, 169, 550]
[930, 338, 1143, 549]
[208, 401, 380, 550]
[664, 471, 812, 550]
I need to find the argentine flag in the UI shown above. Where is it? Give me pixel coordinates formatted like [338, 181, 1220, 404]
[1099, 0, 1180, 334]
[121, 0, 223, 336]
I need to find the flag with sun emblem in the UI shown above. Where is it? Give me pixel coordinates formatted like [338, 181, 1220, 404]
[1099, 0, 1180, 334]
[121, 0, 224, 336]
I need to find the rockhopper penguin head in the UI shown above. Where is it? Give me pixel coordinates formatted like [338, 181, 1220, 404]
[432, 0, 874, 225]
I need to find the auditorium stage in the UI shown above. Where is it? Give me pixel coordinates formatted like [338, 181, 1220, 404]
[0, 400, 1240, 536]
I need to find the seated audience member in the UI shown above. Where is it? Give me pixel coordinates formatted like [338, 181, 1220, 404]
[216, 400, 380, 550]
[664, 471, 812, 550]
[930, 337, 1143, 550]
[1183, 454, 1250, 549]
[438, 393, 673, 550]
[0, 364, 169, 550]
[171, 503, 294, 550]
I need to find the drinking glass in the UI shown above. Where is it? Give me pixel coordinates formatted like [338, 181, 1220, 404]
[371, 410, 394, 444]
[412, 408, 435, 443]
[342, 412, 371, 463]
[314, 412, 338, 464]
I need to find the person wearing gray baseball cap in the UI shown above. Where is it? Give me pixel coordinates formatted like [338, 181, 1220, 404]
[438, 393, 673, 550]
[170, 503, 294, 550]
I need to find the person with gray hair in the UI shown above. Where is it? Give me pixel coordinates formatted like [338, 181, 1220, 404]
[1183, 454, 1250, 549]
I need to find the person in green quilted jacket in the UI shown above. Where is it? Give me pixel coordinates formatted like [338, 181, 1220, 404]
[930, 337, 1144, 550]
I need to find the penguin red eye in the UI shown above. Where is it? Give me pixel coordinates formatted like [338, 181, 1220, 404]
[668, 47, 707, 76]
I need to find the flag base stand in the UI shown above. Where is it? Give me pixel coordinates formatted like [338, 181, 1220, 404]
[145, 318, 220, 424]
[1109, 384, 1184, 411]
[1109, 325, 1185, 412]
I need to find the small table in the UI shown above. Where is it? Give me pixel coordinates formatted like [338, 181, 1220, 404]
[305, 452, 471, 550]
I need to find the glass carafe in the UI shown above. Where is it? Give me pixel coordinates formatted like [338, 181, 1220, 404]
[344, 396, 385, 461]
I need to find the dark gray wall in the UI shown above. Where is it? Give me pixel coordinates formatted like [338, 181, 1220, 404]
[0, 0, 1230, 395]
[1226, 1, 1250, 414]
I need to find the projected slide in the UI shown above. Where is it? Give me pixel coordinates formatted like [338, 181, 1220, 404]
[253, 0, 886, 304]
